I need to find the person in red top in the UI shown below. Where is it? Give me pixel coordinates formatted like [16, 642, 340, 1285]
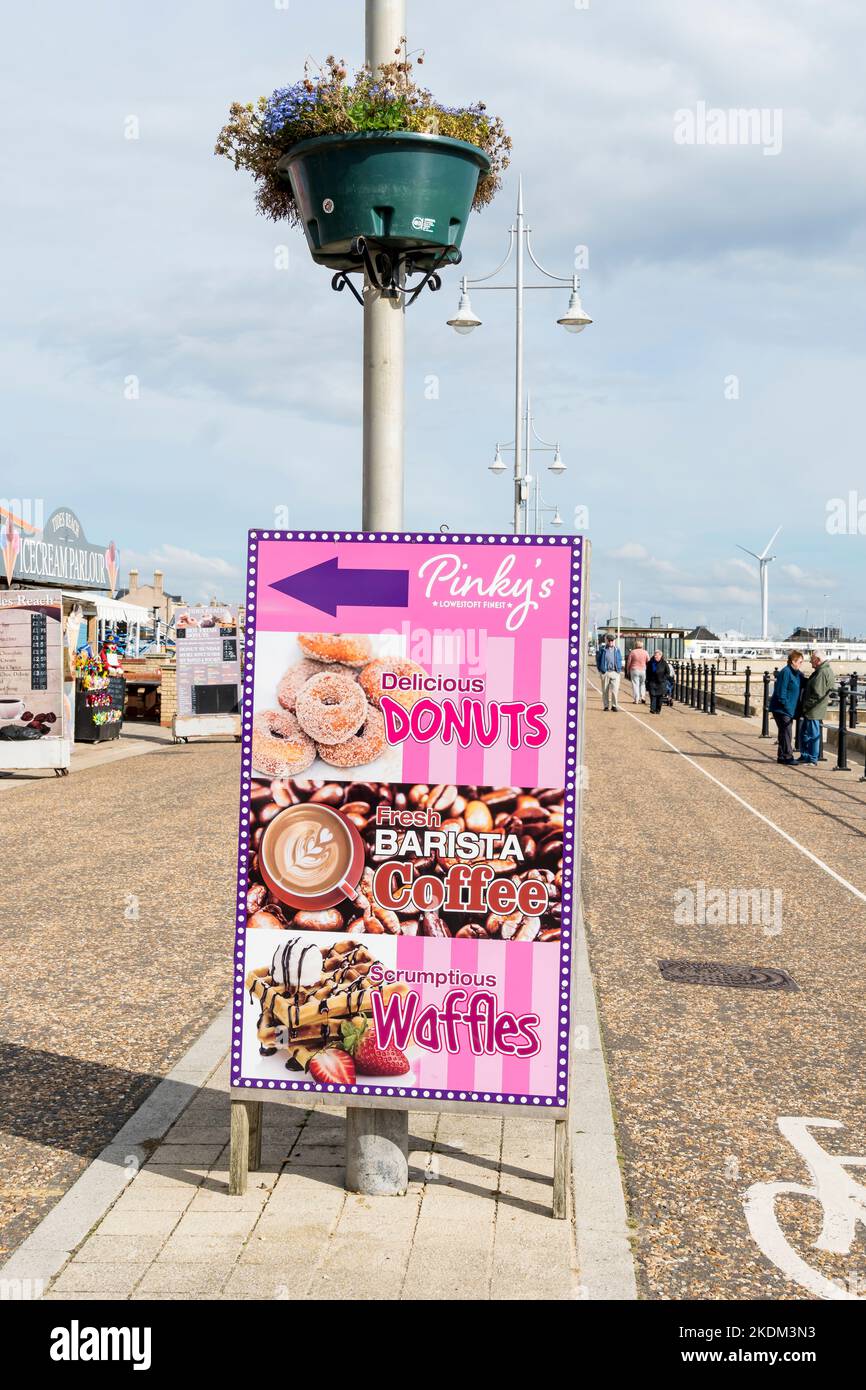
[626, 640, 648, 704]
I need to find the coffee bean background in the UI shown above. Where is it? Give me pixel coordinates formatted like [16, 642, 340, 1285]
[246, 779, 565, 942]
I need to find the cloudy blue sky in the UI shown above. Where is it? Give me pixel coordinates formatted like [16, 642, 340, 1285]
[2, 0, 864, 635]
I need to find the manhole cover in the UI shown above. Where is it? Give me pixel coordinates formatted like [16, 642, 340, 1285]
[658, 960, 799, 991]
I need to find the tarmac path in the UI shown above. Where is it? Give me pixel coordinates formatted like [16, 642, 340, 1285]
[582, 681, 866, 1299]
[0, 740, 239, 1257]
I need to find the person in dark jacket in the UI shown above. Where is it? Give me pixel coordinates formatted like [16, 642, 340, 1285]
[645, 650, 672, 714]
[769, 650, 805, 765]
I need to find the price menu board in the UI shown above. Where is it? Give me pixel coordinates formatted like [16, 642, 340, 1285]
[174, 604, 241, 718]
[0, 591, 64, 735]
[30, 612, 48, 689]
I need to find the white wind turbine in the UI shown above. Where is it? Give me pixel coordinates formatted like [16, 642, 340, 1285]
[737, 526, 782, 641]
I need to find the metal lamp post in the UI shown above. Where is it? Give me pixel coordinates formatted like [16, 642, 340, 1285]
[447, 178, 591, 532]
[347, 0, 411, 1197]
[490, 394, 566, 533]
[362, 0, 407, 532]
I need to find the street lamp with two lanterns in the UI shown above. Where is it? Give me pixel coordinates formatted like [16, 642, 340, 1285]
[446, 178, 591, 533]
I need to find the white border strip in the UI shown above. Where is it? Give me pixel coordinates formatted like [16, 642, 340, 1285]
[0, 1006, 231, 1286]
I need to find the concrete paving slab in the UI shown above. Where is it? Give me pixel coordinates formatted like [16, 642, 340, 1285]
[136, 1261, 237, 1297]
[96, 1208, 181, 1239]
[71, 1234, 167, 1265]
[51, 1263, 145, 1297]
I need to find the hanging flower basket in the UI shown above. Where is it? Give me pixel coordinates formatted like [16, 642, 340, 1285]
[215, 52, 510, 271]
[277, 131, 490, 270]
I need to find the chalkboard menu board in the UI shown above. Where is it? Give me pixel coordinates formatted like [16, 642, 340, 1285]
[107, 675, 126, 712]
[192, 682, 240, 715]
[174, 604, 241, 719]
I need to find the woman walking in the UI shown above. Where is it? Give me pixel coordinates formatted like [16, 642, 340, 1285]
[646, 649, 672, 714]
[626, 640, 648, 704]
[769, 651, 805, 765]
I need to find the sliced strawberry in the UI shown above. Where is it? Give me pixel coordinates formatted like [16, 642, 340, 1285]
[341, 1018, 409, 1077]
[308, 1048, 356, 1087]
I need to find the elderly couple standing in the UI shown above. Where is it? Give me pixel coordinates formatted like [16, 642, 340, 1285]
[769, 649, 835, 766]
[597, 636, 670, 714]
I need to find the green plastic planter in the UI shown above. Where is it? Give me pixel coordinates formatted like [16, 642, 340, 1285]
[277, 131, 491, 271]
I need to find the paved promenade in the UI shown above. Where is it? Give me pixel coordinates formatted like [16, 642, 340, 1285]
[0, 723, 177, 795]
[582, 681, 866, 1300]
[6, 678, 865, 1301]
[0, 738, 239, 1255]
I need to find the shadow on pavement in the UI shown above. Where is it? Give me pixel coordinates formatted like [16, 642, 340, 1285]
[684, 731, 866, 838]
[0, 1041, 188, 1163]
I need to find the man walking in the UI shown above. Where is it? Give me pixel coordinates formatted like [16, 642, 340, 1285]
[596, 634, 623, 711]
[626, 640, 648, 704]
[796, 648, 835, 766]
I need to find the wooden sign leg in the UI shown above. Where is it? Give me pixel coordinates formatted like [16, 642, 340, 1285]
[229, 1097, 263, 1195]
[552, 1114, 571, 1219]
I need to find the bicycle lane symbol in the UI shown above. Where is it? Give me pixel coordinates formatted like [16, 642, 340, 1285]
[744, 1117, 866, 1300]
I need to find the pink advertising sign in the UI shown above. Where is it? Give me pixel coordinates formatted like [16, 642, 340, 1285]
[232, 530, 586, 1111]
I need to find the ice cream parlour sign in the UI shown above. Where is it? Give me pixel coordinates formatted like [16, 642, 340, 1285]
[2, 507, 120, 592]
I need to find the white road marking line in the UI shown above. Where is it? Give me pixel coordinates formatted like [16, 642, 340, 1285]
[588, 681, 866, 905]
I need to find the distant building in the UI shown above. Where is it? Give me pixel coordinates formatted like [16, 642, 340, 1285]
[597, 620, 688, 660]
[686, 625, 720, 642]
[117, 569, 183, 628]
[785, 625, 844, 645]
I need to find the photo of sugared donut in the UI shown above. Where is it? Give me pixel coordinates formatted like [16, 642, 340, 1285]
[253, 632, 403, 778]
[276, 659, 356, 712]
[252, 709, 316, 778]
[359, 656, 428, 711]
[297, 632, 373, 666]
[316, 706, 386, 768]
[295, 671, 367, 745]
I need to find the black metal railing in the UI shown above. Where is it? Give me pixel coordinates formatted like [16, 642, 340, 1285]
[669, 661, 866, 764]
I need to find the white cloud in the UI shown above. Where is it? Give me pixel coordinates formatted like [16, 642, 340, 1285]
[610, 542, 677, 575]
[610, 542, 650, 561]
[122, 544, 241, 604]
[780, 562, 837, 590]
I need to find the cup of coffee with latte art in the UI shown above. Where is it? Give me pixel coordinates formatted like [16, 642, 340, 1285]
[258, 802, 366, 910]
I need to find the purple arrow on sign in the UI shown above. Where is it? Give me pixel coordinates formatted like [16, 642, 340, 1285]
[270, 556, 409, 617]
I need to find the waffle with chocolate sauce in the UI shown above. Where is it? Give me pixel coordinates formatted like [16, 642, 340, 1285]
[246, 937, 404, 1071]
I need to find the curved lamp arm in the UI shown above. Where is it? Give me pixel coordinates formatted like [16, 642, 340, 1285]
[464, 229, 517, 287]
[529, 419, 559, 449]
[525, 230, 574, 285]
